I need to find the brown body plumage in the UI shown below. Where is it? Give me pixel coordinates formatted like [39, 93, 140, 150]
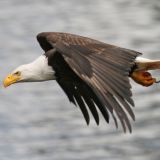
[37, 32, 142, 132]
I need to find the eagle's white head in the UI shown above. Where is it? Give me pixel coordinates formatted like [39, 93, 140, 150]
[3, 55, 55, 87]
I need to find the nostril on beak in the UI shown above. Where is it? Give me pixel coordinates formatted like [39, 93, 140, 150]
[7, 76, 11, 80]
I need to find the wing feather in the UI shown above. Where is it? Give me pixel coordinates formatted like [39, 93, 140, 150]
[74, 93, 90, 125]
[37, 32, 142, 132]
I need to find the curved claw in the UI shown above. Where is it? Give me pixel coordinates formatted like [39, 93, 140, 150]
[155, 80, 160, 83]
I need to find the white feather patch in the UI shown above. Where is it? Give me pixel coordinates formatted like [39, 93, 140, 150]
[13, 55, 55, 82]
[135, 57, 152, 62]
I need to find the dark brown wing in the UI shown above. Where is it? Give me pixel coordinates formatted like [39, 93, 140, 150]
[50, 52, 110, 126]
[37, 32, 141, 132]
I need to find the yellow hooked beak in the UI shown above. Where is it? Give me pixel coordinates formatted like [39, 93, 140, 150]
[3, 73, 21, 88]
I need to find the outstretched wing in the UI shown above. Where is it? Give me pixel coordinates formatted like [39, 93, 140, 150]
[37, 32, 141, 132]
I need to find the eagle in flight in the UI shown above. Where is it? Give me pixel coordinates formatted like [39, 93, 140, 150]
[3, 32, 160, 132]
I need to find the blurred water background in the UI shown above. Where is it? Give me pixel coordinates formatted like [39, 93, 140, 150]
[0, 0, 160, 160]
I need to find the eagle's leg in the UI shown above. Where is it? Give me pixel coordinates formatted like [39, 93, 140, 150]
[130, 71, 156, 87]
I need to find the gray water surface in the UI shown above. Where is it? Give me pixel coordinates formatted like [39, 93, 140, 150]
[0, 0, 160, 160]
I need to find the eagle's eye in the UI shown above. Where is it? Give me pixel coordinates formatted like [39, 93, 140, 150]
[14, 71, 21, 76]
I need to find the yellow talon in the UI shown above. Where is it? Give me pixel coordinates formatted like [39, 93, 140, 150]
[130, 71, 156, 87]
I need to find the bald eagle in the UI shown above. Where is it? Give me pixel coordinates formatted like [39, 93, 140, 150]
[3, 32, 160, 132]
